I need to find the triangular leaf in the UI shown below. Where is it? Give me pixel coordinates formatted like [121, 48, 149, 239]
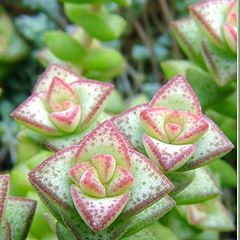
[34, 63, 80, 93]
[173, 167, 221, 204]
[183, 116, 234, 170]
[0, 219, 11, 240]
[201, 41, 237, 86]
[11, 93, 61, 136]
[189, 0, 229, 49]
[71, 185, 130, 232]
[74, 121, 131, 170]
[71, 80, 113, 128]
[112, 104, 149, 152]
[143, 135, 196, 172]
[5, 197, 37, 240]
[150, 75, 202, 114]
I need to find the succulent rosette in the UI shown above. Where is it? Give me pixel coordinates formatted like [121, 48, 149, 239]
[0, 175, 37, 240]
[28, 121, 174, 239]
[168, 0, 237, 86]
[11, 63, 114, 151]
[112, 75, 233, 204]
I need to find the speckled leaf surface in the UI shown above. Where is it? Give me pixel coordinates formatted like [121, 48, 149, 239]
[4, 197, 37, 240]
[189, 0, 229, 49]
[0, 220, 11, 240]
[0, 175, 9, 220]
[172, 18, 205, 66]
[150, 75, 202, 114]
[183, 116, 234, 170]
[56, 222, 76, 240]
[112, 104, 149, 152]
[201, 41, 237, 86]
[173, 167, 221, 204]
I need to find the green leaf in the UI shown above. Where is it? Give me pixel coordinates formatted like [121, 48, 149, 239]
[5, 197, 37, 240]
[56, 222, 75, 240]
[208, 159, 237, 187]
[64, 4, 126, 41]
[61, 0, 102, 3]
[105, 89, 125, 114]
[81, 47, 124, 71]
[44, 30, 85, 62]
[173, 167, 221, 204]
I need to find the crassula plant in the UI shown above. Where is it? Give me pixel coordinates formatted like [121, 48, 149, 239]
[163, 0, 237, 87]
[11, 63, 113, 151]
[0, 174, 36, 240]
[28, 121, 174, 239]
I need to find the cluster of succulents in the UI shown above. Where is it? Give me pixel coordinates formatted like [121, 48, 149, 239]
[37, 0, 127, 82]
[9, 63, 235, 239]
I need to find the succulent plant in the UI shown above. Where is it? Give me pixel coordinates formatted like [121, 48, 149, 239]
[112, 75, 233, 172]
[11, 63, 113, 151]
[162, 0, 237, 87]
[0, 174, 37, 239]
[28, 120, 174, 239]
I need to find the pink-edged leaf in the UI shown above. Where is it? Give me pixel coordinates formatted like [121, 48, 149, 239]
[107, 166, 134, 196]
[201, 41, 237, 86]
[79, 167, 106, 198]
[184, 116, 234, 170]
[34, 63, 80, 93]
[112, 104, 149, 152]
[0, 175, 9, 220]
[122, 195, 175, 237]
[11, 92, 61, 136]
[70, 80, 113, 128]
[140, 107, 208, 144]
[223, 23, 237, 53]
[189, 0, 229, 49]
[69, 161, 92, 184]
[226, 0, 237, 25]
[0, 219, 11, 240]
[92, 154, 116, 184]
[178, 199, 234, 231]
[29, 145, 80, 210]
[150, 75, 202, 114]
[74, 121, 131, 170]
[173, 167, 221, 204]
[71, 185, 130, 232]
[122, 150, 174, 216]
[50, 105, 81, 133]
[47, 77, 78, 111]
[171, 18, 205, 66]
[142, 135, 196, 172]
[5, 196, 37, 240]
[140, 107, 171, 143]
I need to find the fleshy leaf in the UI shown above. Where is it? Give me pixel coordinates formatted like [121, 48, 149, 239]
[150, 75, 202, 114]
[56, 222, 75, 240]
[122, 195, 175, 237]
[34, 63, 80, 93]
[171, 18, 205, 66]
[112, 104, 149, 152]
[183, 116, 234, 170]
[5, 197, 37, 240]
[79, 167, 106, 198]
[201, 41, 237, 86]
[92, 154, 116, 184]
[189, 0, 229, 49]
[71, 80, 113, 128]
[177, 199, 234, 231]
[50, 105, 81, 133]
[173, 167, 221, 204]
[71, 185, 130, 232]
[0, 220, 11, 240]
[47, 76, 78, 111]
[0, 175, 9, 220]
[69, 161, 92, 184]
[11, 92, 61, 136]
[107, 166, 134, 196]
[122, 150, 174, 215]
[74, 121, 131, 170]
[143, 135, 196, 172]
